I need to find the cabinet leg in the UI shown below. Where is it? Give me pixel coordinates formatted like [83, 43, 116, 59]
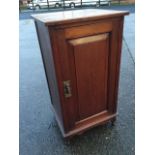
[111, 117, 116, 126]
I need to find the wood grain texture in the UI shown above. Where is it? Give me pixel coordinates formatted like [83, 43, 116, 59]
[65, 22, 112, 39]
[69, 34, 109, 120]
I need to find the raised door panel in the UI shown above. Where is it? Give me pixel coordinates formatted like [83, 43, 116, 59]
[68, 33, 109, 120]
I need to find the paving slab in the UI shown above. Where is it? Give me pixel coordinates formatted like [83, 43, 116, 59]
[19, 17, 134, 155]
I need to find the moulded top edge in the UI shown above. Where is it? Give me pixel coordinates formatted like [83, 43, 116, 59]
[31, 9, 129, 26]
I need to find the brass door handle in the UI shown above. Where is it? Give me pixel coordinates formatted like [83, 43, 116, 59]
[63, 80, 72, 98]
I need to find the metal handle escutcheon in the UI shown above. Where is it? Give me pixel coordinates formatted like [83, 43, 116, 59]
[63, 80, 72, 98]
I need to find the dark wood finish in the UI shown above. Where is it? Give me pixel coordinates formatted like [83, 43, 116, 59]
[32, 9, 129, 138]
[65, 22, 112, 39]
[68, 33, 109, 120]
[34, 21, 64, 128]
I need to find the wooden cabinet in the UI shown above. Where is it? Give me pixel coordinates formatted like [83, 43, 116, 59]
[32, 9, 129, 138]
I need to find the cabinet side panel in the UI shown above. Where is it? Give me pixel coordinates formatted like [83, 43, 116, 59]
[35, 21, 64, 129]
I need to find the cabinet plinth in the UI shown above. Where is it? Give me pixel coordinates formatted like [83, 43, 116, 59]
[32, 9, 129, 138]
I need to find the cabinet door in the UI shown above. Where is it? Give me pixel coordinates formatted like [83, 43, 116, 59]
[51, 19, 123, 131]
[68, 33, 109, 120]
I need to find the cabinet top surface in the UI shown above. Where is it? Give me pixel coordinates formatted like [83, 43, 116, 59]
[32, 9, 129, 26]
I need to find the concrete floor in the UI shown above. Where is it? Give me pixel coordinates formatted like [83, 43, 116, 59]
[19, 12, 135, 155]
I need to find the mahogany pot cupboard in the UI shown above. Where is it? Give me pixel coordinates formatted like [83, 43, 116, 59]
[32, 9, 129, 138]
